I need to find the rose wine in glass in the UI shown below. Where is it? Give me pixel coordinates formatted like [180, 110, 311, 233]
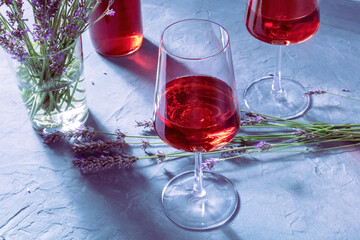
[244, 0, 320, 119]
[154, 75, 239, 153]
[153, 19, 240, 230]
[89, 0, 143, 56]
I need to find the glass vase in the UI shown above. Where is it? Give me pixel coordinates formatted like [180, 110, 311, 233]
[11, 37, 88, 134]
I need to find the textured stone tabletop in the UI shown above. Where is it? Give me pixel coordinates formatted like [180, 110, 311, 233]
[1, 0, 360, 239]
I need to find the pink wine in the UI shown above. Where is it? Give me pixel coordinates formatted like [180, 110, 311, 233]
[246, 0, 320, 45]
[89, 0, 143, 56]
[154, 75, 240, 152]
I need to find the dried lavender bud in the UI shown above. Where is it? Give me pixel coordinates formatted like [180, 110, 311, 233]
[107, 9, 115, 16]
[156, 150, 166, 163]
[73, 154, 138, 174]
[0, 26, 28, 62]
[42, 126, 96, 144]
[255, 116, 266, 123]
[115, 129, 126, 143]
[42, 131, 66, 144]
[68, 125, 96, 141]
[219, 145, 247, 157]
[135, 120, 155, 131]
[0, 0, 103, 64]
[305, 133, 317, 140]
[254, 141, 272, 152]
[73, 139, 124, 155]
[116, 129, 126, 138]
[201, 158, 216, 171]
[122, 155, 138, 168]
[245, 112, 259, 118]
[294, 129, 307, 136]
[140, 139, 151, 150]
[293, 129, 317, 140]
[240, 116, 265, 126]
[240, 113, 266, 126]
[304, 90, 327, 96]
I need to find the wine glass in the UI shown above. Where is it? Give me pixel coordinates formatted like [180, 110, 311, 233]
[153, 19, 240, 230]
[244, 0, 320, 119]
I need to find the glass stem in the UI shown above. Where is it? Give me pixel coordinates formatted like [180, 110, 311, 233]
[193, 152, 206, 197]
[272, 45, 283, 95]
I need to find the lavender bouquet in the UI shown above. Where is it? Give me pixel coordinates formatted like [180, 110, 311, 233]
[0, 0, 113, 132]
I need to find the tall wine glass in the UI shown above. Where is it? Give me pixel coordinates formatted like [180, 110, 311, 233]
[153, 19, 240, 230]
[244, 0, 320, 119]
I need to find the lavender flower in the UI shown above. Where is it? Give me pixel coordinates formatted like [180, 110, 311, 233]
[107, 9, 115, 16]
[305, 133, 317, 140]
[73, 154, 138, 174]
[73, 139, 125, 155]
[1, 0, 109, 62]
[240, 114, 266, 126]
[42, 125, 96, 144]
[140, 139, 151, 150]
[0, 22, 28, 62]
[135, 120, 155, 131]
[293, 129, 318, 140]
[70, 125, 96, 141]
[116, 129, 126, 142]
[202, 158, 216, 171]
[219, 145, 247, 157]
[30, 0, 62, 46]
[156, 150, 166, 163]
[42, 131, 66, 144]
[304, 90, 327, 96]
[1, 0, 116, 129]
[293, 129, 308, 137]
[31, 0, 38, 6]
[254, 141, 272, 152]
[245, 112, 259, 118]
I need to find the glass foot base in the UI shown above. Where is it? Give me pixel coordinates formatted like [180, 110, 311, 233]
[243, 76, 310, 119]
[161, 170, 239, 230]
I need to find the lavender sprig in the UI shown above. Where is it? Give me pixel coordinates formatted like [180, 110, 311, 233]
[135, 120, 155, 132]
[73, 139, 125, 155]
[304, 89, 360, 103]
[254, 141, 272, 152]
[218, 145, 247, 157]
[0, 0, 109, 60]
[0, 0, 114, 121]
[156, 150, 166, 163]
[68, 110, 360, 173]
[42, 125, 95, 143]
[202, 158, 216, 171]
[73, 154, 138, 174]
[304, 90, 327, 96]
[240, 114, 265, 126]
[42, 89, 360, 174]
[140, 139, 151, 150]
[42, 131, 65, 144]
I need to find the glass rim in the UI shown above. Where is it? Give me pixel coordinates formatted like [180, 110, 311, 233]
[22, 37, 81, 60]
[160, 19, 230, 61]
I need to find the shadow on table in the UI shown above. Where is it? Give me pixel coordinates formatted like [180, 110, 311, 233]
[321, 0, 360, 34]
[78, 166, 244, 239]
[77, 167, 176, 239]
[78, 169, 243, 238]
[98, 37, 196, 85]
[99, 38, 159, 85]
[71, 111, 244, 238]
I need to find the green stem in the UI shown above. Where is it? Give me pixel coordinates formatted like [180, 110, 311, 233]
[327, 92, 360, 102]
